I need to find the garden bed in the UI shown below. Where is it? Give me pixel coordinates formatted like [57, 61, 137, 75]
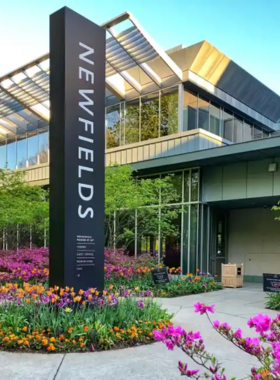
[0, 283, 172, 353]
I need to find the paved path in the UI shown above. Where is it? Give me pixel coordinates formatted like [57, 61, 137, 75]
[0, 284, 277, 380]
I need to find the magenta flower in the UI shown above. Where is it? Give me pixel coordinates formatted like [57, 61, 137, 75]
[178, 361, 199, 376]
[213, 320, 220, 328]
[221, 322, 230, 330]
[153, 330, 165, 341]
[194, 302, 215, 315]
[234, 328, 242, 339]
[165, 339, 174, 350]
[248, 314, 272, 334]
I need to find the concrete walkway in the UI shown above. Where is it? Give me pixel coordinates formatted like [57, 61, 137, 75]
[0, 284, 277, 380]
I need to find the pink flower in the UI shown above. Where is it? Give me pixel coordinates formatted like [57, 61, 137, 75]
[192, 331, 201, 340]
[194, 302, 215, 315]
[221, 322, 230, 330]
[234, 328, 242, 339]
[248, 314, 271, 334]
[165, 339, 174, 350]
[213, 320, 220, 328]
[178, 361, 199, 376]
[153, 330, 165, 341]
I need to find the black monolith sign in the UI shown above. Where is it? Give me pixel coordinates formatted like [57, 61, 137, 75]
[49, 7, 105, 291]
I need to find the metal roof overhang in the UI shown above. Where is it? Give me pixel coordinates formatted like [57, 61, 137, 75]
[0, 11, 182, 140]
[132, 136, 280, 173]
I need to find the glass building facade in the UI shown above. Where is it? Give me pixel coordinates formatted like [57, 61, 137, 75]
[0, 126, 49, 169]
[183, 89, 269, 142]
[105, 86, 179, 149]
[0, 86, 272, 169]
[111, 168, 210, 274]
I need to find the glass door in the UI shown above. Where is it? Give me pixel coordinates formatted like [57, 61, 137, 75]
[210, 210, 227, 280]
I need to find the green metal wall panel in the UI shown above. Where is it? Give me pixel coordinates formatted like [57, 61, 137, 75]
[202, 166, 223, 202]
[202, 158, 280, 202]
[222, 162, 247, 200]
[247, 159, 274, 198]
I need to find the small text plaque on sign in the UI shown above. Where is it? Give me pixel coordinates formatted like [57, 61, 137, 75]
[151, 268, 170, 285]
[263, 273, 280, 293]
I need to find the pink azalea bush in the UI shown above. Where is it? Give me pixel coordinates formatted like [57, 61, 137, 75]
[154, 302, 280, 379]
[0, 247, 49, 282]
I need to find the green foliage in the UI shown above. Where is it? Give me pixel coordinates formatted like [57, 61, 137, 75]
[0, 168, 48, 245]
[105, 273, 223, 297]
[265, 292, 280, 310]
[105, 165, 183, 248]
[272, 201, 280, 221]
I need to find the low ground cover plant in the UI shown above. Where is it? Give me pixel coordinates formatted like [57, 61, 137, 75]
[0, 283, 171, 352]
[154, 302, 280, 379]
[266, 293, 280, 311]
[0, 247, 222, 297]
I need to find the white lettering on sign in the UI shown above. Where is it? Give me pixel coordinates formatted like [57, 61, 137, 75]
[78, 42, 95, 219]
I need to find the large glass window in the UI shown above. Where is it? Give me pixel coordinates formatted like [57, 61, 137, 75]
[161, 206, 181, 268]
[140, 93, 159, 141]
[233, 116, 243, 143]
[6, 138, 16, 169]
[106, 104, 121, 148]
[223, 109, 234, 141]
[189, 204, 198, 273]
[162, 172, 182, 204]
[38, 129, 49, 164]
[253, 126, 263, 140]
[183, 90, 197, 131]
[125, 99, 140, 144]
[160, 87, 178, 136]
[16, 135, 27, 168]
[0, 141, 6, 169]
[191, 169, 199, 201]
[209, 102, 221, 135]
[243, 121, 253, 142]
[27, 132, 38, 166]
[198, 96, 209, 131]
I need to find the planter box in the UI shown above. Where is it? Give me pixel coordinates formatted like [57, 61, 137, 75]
[222, 263, 244, 288]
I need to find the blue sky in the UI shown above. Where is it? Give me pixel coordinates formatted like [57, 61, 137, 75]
[1, 0, 280, 94]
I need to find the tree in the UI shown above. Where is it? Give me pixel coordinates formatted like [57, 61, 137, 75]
[105, 164, 183, 250]
[0, 168, 49, 248]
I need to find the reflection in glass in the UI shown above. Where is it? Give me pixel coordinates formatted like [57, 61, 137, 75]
[106, 104, 121, 148]
[233, 116, 243, 143]
[140, 93, 159, 141]
[253, 126, 263, 140]
[223, 109, 234, 141]
[184, 170, 190, 203]
[7, 138, 16, 169]
[243, 122, 253, 142]
[198, 96, 209, 131]
[162, 172, 182, 204]
[182, 205, 189, 273]
[161, 206, 181, 268]
[27, 133, 38, 166]
[115, 210, 136, 256]
[0, 141, 6, 168]
[183, 90, 197, 131]
[17, 135, 27, 168]
[125, 99, 140, 144]
[191, 169, 199, 201]
[38, 130, 49, 164]
[210, 102, 220, 135]
[189, 204, 198, 273]
[160, 88, 178, 136]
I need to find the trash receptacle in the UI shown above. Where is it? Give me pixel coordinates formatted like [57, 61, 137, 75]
[222, 263, 244, 288]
